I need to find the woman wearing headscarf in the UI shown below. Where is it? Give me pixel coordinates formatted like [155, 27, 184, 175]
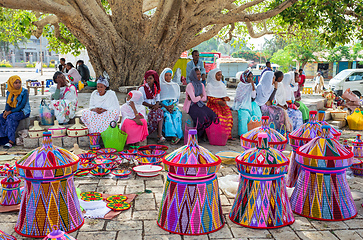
[64, 62, 82, 86]
[139, 70, 165, 143]
[49, 71, 78, 124]
[0, 76, 31, 148]
[160, 68, 183, 145]
[120, 90, 148, 145]
[233, 70, 262, 136]
[257, 71, 293, 135]
[81, 76, 120, 133]
[293, 71, 309, 122]
[206, 68, 233, 138]
[275, 72, 303, 130]
[183, 67, 217, 139]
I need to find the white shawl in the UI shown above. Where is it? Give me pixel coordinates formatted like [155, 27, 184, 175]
[120, 90, 146, 126]
[275, 72, 295, 106]
[233, 82, 253, 111]
[89, 90, 119, 111]
[160, 68, 180, 101]
[206, 68, 228, 98]
[255, 71, 274, 106]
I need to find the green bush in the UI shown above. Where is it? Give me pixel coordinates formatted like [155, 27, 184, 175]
[49, 63, 55, 68]
[42, 64, 48, 68]
[0, 61, 12, 67]
[26, 63, 34, 68]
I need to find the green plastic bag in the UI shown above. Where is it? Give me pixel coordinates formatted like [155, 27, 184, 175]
[101, 121, 127, 151]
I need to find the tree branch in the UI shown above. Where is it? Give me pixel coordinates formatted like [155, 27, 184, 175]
[224, 23, 235, 43]
[0, 0, 74, 16]
[185, 24, 225, 50]
[32, 15, 59, 38]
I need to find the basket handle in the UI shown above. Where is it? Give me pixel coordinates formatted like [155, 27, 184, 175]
[251, 115, 259, 122]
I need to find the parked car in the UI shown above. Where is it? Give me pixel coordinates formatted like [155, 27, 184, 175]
[328, 69, 363, 96]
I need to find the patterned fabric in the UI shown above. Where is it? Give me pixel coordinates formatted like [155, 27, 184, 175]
[50, 85, 78, 124]
[147, 108, 164, 134]
[161, 100, 183, 138]
[287, 108, 303, 131]
[188, 104, 217, 138]
[157, 174, 224, 235]
[260, 105, 292, 136]
[0, 168, 21, 206]
[207, 97, 233, 138]
[0, 111, 29, 142]
[81, 109, 120, 134]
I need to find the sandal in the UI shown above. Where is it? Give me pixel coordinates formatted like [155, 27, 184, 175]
[3, 142, 13, 149]
[158, 136, 166, 144]
[171, 137, 180, 145]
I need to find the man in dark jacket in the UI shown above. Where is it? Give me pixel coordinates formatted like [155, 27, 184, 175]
[58, 58, 68, 73]
[76, 60, 90, 83]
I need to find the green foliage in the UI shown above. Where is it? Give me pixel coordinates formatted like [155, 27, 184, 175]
[270, 49, 294, 72]
[49, 63, 55, 68]
[42, 64, 47, 68]
[26, 62, 34, 68]
[327, 42, 363, 62]
[232, 50, 259, 62]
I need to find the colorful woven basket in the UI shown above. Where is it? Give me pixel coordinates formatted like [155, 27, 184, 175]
[318, 110, 342, 140]
[77, 153, 97, 163]
[96, 154, 118, 161]
[352, 134, 363, 158]
[137, 145, 167, 165]
[157, 129, 224, 235]
[240, 116, 287, 152]
[88, 133, 101, 150]
[230, 133, 294, 229]
[343, 139, 352, 151]
[351, 158, 363, 176]
[0, 230, 16, 240]
[15, 132, 84, 238]
[42, 226, 76, 240]
[0, 167, 21, 206]
[291, 126, 356, 221]
[96, 148, 117, 155]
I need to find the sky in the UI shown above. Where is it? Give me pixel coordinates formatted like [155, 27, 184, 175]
[246, 35, 273, 50]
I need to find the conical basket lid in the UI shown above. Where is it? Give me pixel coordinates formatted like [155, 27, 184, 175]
[0, 230, 16, 240]
[241, 116, 287, 146]
[0, 168, 20, 185]
[16, 132, 79, 171]
[163, 129, 221, 167]
[42, 226, 76, 240]
[352, 134, 363, 146]
[318, 110, 341, 138]
[296, 126, 353, 164]
[236, 133, 289, 167]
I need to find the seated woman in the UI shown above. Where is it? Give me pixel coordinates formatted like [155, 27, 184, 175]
[0, 76, 31, 149]
[64, 62, 82, 86]
[256, 71, 292, 135]
[233, 70, 262, 136]
[49, 71, 78, 124]
[160, 68, 183, 145]
[275, 72, 303, 131]
[206, 68, 233, 138]
[293, 72, 309, 122]
[139, 70, 165, 143]
[120, 90, 148, 145]
[81, 76, 120, 133]
[183, 68, 217, 140]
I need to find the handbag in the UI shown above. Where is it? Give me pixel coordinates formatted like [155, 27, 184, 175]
[101, 121, 128, 151]
[247, 116, 261, 131]
[39, 99, 54, 125]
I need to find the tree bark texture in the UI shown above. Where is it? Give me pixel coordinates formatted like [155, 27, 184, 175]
[0, 0, 298, 89]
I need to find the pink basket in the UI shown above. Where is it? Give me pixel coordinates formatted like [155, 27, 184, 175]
[206, 121, 228, 146]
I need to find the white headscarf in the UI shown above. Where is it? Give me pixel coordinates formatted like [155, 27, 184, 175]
[206, 68, 227, 98]
[233, 81, 253, 111]
[159, 68, 180, 101]
[255, 71, 274, 106]
[275, 72, 295, 106]
[89, 90, 119, 111]
[120, 90, 146, 127]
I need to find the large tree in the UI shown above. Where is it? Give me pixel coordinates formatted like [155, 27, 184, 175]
[0, 0, 361, 89]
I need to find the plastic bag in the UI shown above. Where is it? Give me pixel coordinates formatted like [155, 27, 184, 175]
[206, 118, 228, 146]
[101, 121, 127, 151]
[347, 108, 363, 130]
[39, 99, 54, 125]
[218, 174, 240, 198]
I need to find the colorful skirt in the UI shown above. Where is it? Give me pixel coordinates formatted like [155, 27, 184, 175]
[162, 100, 183, 138]
[49, 99, 77, 124]
[207, 97, 233, 138]
[147, 108, 164, 134]
[81, 109, 120, 134]
[121, 119, 148, 144]
[261, 105, 292, 135]
[287, 108, 303, 131]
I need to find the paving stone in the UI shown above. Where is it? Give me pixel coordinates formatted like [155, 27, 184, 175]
[220, 194, 231, 206]
[229, 224, 271, 239]
[125, 185, 145, 194]
[116, 230, 142, 240]
[269, 226, 299, 240]
[135, 198, 156, 211]
[145, 179, 164, 188]
[10, 232, 29, 240]
[135, 192, 154, 199]
[78, 136, 89, 147]
[296, 230, 339, 240]
[0, 213, 19, 222]
[52, 137, 63, 147]
[290, 216, 315, 231]
[136, 174, 163, 181]
[183, 235, 210, 240]
[77, 231, 117, 240]
[144, 234, 182, 240]
[78, 183, 98, 192]
[106, 220, 142, 231]
[96, 185, 125, 194]
[74, 178, 100, 185]
[0, 222, 15, 235]
[116, 208, 132, 221]
[144, 220, 164, 235]
[63, 136, 77, 148]
[23, 137, 39, 148]
[343, 218, 363, 229]
[146, 187, 164, 194]
[351, 191, 363, 201]
[133, 210, 158, 220]
[208, 225, 233, 239]
[333, 230, 363, 240]
[117, 179, 141, 186]
[68, 230, 78, 239]
[310, 220, 349, 230]
[98, 178, 118, 186]
[78, 219, 105, 231]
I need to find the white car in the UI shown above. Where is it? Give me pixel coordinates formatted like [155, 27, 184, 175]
[329, 69, 363, 96]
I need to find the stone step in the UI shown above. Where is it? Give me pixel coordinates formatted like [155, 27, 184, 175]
[328, 120, 347, 129]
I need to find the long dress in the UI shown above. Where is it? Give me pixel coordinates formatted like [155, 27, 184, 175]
[49, 84, 78, 124]
[294, 86, 309, 122]
[159, 68, 183, 139]
[120, 90, 149, 144]
[81, 90, 120, 133]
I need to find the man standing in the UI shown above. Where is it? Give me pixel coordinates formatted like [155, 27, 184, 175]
[260, 61, 272, 77]
[186, 50, 206, 84]
[314, 72, 325, 94]
[298, 68, 306, 91]
[58, 58, 68, 73]
[76, 60, 90, 83]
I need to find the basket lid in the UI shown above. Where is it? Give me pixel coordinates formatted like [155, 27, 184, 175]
[240, 116, 287, 145]
[163, 129, 221, 168]
[16, 132, 79, 172]
[236, 133, 289, 167]
[318, 111, 341, 137]
[289, 111, 333, 142]
[0, 230, 16, 240]
[352, 134, 363, 146]
[42, 226, 76, 240]
[296, 126, 353, 161]
[0, 167, 20, 185]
